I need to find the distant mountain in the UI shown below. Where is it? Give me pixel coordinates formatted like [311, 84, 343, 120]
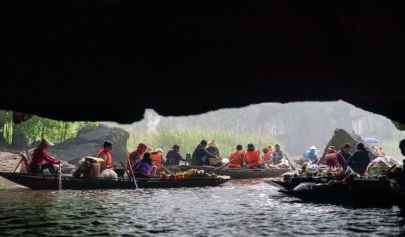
[107, 100, 404, 155]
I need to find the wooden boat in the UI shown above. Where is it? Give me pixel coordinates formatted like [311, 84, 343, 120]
[160, 165, 289, 179]
[0, 172, 230, 190]
[264, 176, 323, 190]
[278, 178, 405, 206]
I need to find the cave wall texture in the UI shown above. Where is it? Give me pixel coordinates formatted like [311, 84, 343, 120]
[1, 1, 405, 126]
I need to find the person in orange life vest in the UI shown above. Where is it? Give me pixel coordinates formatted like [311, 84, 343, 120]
[262, 147, 274, 164]
[245, 144, 267, 169]
[150, 148, 164, 168]
[227, 145, 245, 168]
[377, 147, 385, 156]
[267, 144, 274, 160]
[97, 140, 117, 169]
[126, 143, 148, 170]
[29, 139, 61, 174]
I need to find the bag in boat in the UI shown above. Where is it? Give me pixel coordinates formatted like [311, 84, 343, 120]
[99, 169, 118, 180]
[369, 166, 391, 176]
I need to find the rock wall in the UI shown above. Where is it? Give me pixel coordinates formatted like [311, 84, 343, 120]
[0, 152, 21, 172]
[42, 125, 130, 164]
[319, 128, 379, 164]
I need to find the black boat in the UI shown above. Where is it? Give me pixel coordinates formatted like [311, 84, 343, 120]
[0, 172, 231, 190]
[278, 178, 405, 206]
[264, 176, 324, 190]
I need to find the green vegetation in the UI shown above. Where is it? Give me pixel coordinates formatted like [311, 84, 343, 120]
[126, 126, 283, 157]
[0, 111, 96, 147]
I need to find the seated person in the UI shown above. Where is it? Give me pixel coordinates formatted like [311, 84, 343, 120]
[29, 139, 61, 174]
[324, 146, 347, 167]
[126, 143, 147, 170]
[150, 148, 164, 168]
[246, 144, 266, 169]
[228, 145, 245, 168]
[192, 140, 218, 166]
[306, 146, 317, 161]
[347, 142, 370, 176]
[97, 140, 117, 169]
[132, 153, 157, 178]
[164, 144, 186, 166]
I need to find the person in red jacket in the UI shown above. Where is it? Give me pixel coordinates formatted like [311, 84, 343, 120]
[245, 144, 266, 169]
[324, 146, 347, 167]
[29, 139, 61, 174]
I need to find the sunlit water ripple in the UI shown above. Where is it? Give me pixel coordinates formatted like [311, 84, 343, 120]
[1, 178, 405, 236]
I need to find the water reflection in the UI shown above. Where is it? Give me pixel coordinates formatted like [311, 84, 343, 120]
[0, 178, 404, 236]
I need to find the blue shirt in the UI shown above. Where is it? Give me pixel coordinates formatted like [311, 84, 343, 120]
[306, 150, 317, 159]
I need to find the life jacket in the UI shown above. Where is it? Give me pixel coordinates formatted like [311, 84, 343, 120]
[228, 150, 244, 168]
[262, 151, 274, 162]
[97, 149, 112, 166]
[126, 150, 143, 170]
[245, 149, 262, 168]
[378, 149, 385, 156]
[150, 152, 163, 168]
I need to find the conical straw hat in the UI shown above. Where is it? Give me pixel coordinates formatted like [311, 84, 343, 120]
[309, 146, 317, 150]
[207, 140, 218, 148]
[37, 139, 54, 149]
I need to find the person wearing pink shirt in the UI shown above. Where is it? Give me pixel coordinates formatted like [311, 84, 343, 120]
[29, 139, 61, 174]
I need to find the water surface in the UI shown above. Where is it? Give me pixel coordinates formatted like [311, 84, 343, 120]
[0, 178, 404, 236]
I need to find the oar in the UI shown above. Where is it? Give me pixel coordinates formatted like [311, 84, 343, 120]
[283, 154, 296, 170]
[58, 162, 62, 190]
[127, 159, 138, 189]
[208, 156, 239, 174]
[120, 162, 130, 178]
[382, 164, 396, 176]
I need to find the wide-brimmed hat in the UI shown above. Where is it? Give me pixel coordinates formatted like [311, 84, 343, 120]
[309, 146, 317, 150]
[247, 144, 255, 149]
[267, 144, 272, 149]
[207, 140, 218, 148]
[37, 139, 54, 149]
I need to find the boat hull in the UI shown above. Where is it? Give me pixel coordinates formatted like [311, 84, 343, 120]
[161, 165, 289, 179]
[0, 172, 230, 190]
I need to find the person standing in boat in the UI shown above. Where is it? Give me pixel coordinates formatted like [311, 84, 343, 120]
[132, 152, 157, 178]
[29, 139, 61, 174]
[150, 148, 164, 168]
[97, 140, 117, 169]
[347, 142, 370, 176]
[193, 140, 219, 166]
[273, 144, 284, 164]
[126, 143, 148, 170]
[324, 146, 347, 167]
[228, 145, 245, 168]
[246, 144, 266, 169]
[305, 146, 317, 162]
[164, 144, 186, 166]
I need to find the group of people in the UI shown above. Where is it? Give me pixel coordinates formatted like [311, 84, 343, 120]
[323, 142, 388, 176]
[25, 138, 287, 177]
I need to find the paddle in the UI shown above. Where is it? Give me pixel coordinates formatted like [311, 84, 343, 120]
[58, 162, 62, 190]
[382, 164, 396, 176]
[126, 159, 138, 189]
[208, 156, 240, 174]
[283, 154, 296, 170]
[120, 162, 130, 178]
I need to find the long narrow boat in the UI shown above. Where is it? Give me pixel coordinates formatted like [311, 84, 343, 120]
[277, 179, 405, 206]
[161, 165, 290, 179]
[263, 176, 323, 190]
[0, 172, 230, 190]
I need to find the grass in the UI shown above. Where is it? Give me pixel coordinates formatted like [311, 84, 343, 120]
[125, 126, 282, 158]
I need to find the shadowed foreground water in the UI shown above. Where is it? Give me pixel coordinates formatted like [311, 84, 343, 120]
[1, 178, 405, 236]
